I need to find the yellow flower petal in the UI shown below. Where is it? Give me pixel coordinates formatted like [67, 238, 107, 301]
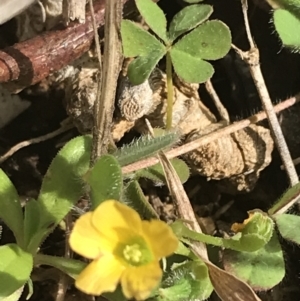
[121, 262, 162, 300]
[69, 212, 104, 259]
[92, 200, 143, 243]
[141, 219, 178, 260]
[75, 254, 125, 296]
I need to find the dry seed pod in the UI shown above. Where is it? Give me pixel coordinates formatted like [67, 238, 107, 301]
[117, 69, 164, 122]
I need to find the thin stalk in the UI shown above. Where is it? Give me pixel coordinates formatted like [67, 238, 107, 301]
[166, 51, 174, 130]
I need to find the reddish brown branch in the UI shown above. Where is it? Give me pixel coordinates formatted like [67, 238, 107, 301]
[0, 0, 130, 90]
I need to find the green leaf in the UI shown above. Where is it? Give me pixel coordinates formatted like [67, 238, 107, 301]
[222, 232, 285, 291]
[136, 158, 190, 184]
[35, 254, 86, 279]
[127, 50, 166, 85]
[168, 4, 213, 41]
[31, 135, 92, 252]
[0, 169, 24, 247]
[84, 155, 123, 209]
[1, 286, 24, 301]
[170, 48, 214, 83]
[223, 211, 274, 252]
[114, 132, 180, 167]
[157, 260, 213, 301]
[121, 20, 165, 57]
[173, 20, 231, 60]
[0, 244, 33, 298]
[122, 180, 158, 219]
[23, 199, 41, 252]
[274, 213, 300, 244]
[273, 9, 300, 50]
[135, 0, 168, 42]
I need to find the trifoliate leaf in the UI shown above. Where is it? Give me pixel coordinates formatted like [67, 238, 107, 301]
[168, 4, 213, 41]
[135, 0, 168, 43]
[127, 50, 166, 85]
[121, 20, 165, 57]
[170, 47, 214, 83]
[173, 20, 231, 60]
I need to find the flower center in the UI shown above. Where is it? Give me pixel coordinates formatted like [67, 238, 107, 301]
[116, 236, 153, 267]
[123, 244, 142, 263]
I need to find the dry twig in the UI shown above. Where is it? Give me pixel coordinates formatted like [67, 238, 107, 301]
[0, 0, 130, 92]
[234, 0, 298, 186]
[91, 0, 123, 161]
[0, 119, 73, 164]
[122, 94, 299, 174]
[205, 80, 230, 123]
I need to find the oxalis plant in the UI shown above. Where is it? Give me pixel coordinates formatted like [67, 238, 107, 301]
[120, 0, 231, 129]
[1, 1, 300, 301]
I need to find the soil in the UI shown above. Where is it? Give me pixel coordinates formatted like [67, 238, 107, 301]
[1, 0, 300, 301]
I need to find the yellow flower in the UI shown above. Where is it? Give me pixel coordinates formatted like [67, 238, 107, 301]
[69, 200, 178, 300]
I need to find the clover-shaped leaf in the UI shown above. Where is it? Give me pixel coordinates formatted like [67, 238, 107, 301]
[170, 48, 214, 83]
[170, 20, 231, 83]
[121, 20, 164, 57]
[168, 4, 213, 41]
[127, 50, 166, 85]
[173, 20, 231, 60]
[135, 0, 168, 43]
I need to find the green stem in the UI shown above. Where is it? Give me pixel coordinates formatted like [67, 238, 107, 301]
[35, 254, 86, 279]
[166, 51, 174, 130]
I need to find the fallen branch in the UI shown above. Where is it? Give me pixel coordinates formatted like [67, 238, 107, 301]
[0, 0, 131, 92]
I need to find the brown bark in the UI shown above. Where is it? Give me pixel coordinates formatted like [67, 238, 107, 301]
[0, 0, 130, 90]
